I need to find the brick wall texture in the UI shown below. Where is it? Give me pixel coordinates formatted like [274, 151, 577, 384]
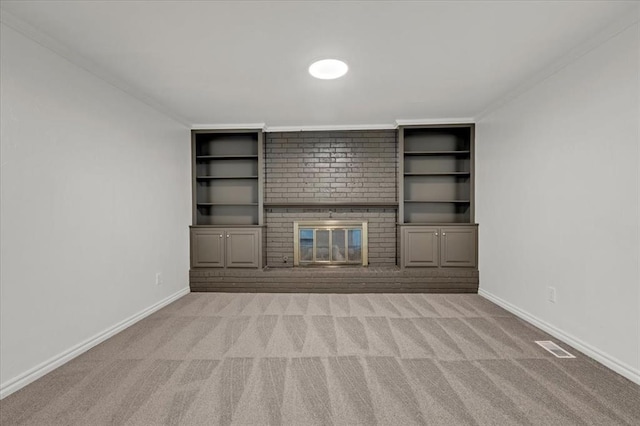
[265, 131, 397, 203]
[264, 130, 398, 267]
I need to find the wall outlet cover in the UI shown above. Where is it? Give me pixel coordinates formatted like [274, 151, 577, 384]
[548, 286, 556, 303]
[155, 273, 163, 286]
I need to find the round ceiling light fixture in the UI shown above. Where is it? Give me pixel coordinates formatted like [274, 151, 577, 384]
[308, 59, 348, 80]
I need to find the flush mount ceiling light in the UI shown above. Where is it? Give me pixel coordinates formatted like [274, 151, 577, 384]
[308, 59, 348, 80]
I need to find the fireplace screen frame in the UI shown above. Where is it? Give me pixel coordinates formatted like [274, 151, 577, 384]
[293, 220, 368, 266]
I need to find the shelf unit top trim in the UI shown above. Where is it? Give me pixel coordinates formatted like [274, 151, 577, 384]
[191, 120, 474, 133]
[395, 119, 475, 127]
[398, 123, 475, 130]
[191, 124, 266, 131]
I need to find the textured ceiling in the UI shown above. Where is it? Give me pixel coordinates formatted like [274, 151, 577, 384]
[0, 1, 636, 127]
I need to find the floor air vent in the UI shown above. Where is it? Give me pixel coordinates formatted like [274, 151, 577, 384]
[535, 340, 575, 358]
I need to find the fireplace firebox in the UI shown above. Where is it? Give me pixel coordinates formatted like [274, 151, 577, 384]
[293, 221, 368, 266]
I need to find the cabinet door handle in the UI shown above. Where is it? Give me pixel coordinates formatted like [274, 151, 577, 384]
[227, 234, 230, 238]
[219, 234, 223, 238]
[442, 232, 446, 236]
[435, 232, 439, 236]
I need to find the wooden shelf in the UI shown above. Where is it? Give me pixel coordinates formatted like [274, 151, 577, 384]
[196, 155, 258, 160]
[404, 200, 470, 204]
[197, 203, 259, 206]
[196, 176, 258, 180]
[404, 150, 470, 156]
[404, 172, 470, 176]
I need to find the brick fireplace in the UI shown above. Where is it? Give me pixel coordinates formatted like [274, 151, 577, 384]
[264, 130, 398, 267]
[189, 128, 479, 293]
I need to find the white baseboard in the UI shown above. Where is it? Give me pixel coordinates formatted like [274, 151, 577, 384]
[479, 289, 640, 386]
[0, 287, 190, 399]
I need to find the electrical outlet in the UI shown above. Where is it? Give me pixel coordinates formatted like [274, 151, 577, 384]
[548, 286, 556, 303]
[155, 272, 163, 286]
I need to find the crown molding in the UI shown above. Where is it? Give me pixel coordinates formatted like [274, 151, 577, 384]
[265, 123, 397, 132]
[475, 6, 640, 121]
[0, 10, 191, 127]
[191, 123, 267, 131]
[395, 118, 475, 127]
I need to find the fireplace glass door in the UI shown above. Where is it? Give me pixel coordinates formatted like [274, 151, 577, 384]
[297, 225, 364, 265]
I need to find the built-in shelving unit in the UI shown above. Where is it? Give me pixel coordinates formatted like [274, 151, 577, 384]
[192, 130, 263, 226]
[190, 129, 264, 270]
[399, 125, 474, 224]
[398, 124, 477, 271]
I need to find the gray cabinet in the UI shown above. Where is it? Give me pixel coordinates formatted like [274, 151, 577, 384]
[401, 225, 477, 268]
[440, 227, 477, 267]
[402, 227, 439, 267]
[191, 227, 261, 268]
[225, 228, 261, 268]
[191, 228, 225, 267]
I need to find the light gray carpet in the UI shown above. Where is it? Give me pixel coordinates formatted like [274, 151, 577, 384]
[1, 293, 639, 425]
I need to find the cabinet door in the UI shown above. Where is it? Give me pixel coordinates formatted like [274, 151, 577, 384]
[191, 228, 225, 268]
[440, 226, 477, 267]
[402, 227, 439, 267]
[225, 228, 261, 268]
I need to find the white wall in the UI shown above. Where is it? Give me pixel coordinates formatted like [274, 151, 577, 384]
[476, 21, 639, 383]
[0, 24, 191, 395]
